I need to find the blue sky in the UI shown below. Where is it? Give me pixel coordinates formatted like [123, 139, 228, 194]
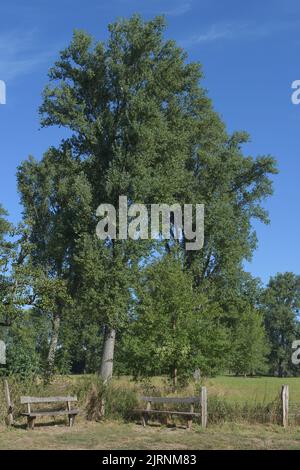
[0, 0, 299, 284]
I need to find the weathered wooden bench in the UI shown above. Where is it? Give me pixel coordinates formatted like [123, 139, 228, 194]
[133, 388, 207, 430]
[20, 396, 79, 430]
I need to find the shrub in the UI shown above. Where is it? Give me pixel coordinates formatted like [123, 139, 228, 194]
[73, 375, 139, 421]
[0, 325, 40, 380]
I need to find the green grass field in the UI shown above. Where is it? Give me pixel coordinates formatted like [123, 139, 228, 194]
[203, 376, 300, 403]
[110, 374, 300, 403]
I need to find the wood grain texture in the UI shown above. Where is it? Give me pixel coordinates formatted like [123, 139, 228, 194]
[20, 396, 77, 404]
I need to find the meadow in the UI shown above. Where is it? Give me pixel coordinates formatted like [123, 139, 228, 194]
[204, 375, 300, 403]
[1, 374, 300, 450]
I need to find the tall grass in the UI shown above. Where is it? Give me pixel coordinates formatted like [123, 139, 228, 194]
[207, 396, 281, 425]
[0, 374, 284, 426]
[73, 375, 139, 421]
[0, 375, 70, 424]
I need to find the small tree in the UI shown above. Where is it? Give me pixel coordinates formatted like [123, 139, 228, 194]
[230, 307, 269, 376]
[262, 272, 300, 377]
[2, 315, 40, 380]
[121, 255, 228, 386]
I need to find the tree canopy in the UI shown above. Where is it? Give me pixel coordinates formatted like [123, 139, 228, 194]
[2, 15, 296, 386]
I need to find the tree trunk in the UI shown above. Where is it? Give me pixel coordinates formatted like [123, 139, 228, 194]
[172, 318, 177, 389]
[100, 326, 116, 383]
[172, 367, 178, 389]
[45, 312, 61, 382]
[278, 361, 283, 378]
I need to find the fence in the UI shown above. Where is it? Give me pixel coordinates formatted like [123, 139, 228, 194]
[281, 384, 300, 427]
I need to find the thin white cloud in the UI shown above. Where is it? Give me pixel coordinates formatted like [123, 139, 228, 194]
[187, 24, 236, 44]
[184, 20, 300, 46]
[163, 2, 191, 17]
[0, 30, 55, 80]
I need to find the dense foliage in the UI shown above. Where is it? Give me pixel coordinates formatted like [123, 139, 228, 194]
[0, 15, 298, 383]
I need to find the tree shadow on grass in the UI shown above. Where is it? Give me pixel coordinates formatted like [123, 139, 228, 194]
[135, 420, 188, 430]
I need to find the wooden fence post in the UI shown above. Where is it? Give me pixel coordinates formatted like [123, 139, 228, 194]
[281, 384, 289, 428]
[201, 386, 207, 428]
[3, 379, 13, 426]
[100, 398, 106, 418]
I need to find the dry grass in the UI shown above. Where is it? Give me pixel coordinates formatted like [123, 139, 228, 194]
[1, 420, 300, 450]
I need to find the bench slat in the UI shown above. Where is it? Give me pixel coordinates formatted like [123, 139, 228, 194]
[133, 409, 200, 416]
[20, 396, 77, 404]
[21, 409, 79, 417]
[139, 396, 199, 405]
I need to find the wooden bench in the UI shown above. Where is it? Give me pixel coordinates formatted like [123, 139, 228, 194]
[133, 388, 207, 430]
[20, 396, 79, 430]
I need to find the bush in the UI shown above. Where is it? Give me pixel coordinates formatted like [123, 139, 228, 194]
[0, 324, 41, 380]
[74, 375, 139, 421]
[4, 342, 40, 380]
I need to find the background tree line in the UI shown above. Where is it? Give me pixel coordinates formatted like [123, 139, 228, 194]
[0, 15, 299, 384]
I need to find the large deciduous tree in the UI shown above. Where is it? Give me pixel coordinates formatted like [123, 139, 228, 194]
[0, 204, 14, 326]
[35, 15, 226, 381]
[18, 15, 277, 381]
[18, 146, 92, 379]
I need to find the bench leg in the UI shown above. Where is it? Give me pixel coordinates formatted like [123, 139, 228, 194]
[163, 414, 171, 426]
[68, 415, 75, 427]
[187, 418, 192, 431]
[141, 414, 147, 427]
[27, 417, 35, 430]
[142, 413, 150, 427]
